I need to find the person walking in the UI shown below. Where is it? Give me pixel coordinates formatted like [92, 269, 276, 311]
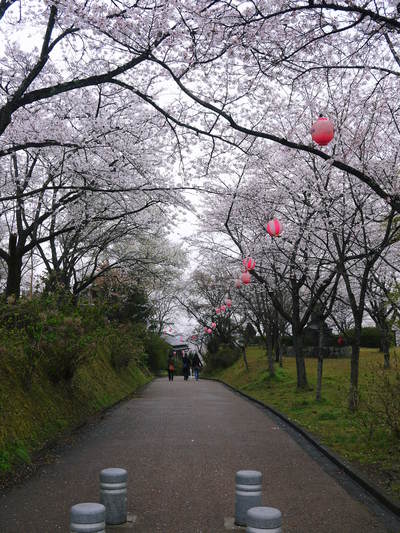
[191, 352, 203, 381]
[182, 352, 190, 381]
[167, 354, 175, 381]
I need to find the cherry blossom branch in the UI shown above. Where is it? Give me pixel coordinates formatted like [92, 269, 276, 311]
[148, 56, 400, 212]
[0, 0, 17, 21]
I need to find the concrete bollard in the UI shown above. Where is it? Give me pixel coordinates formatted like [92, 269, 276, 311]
[246, 506, 282, 533]
[235, 470, 262, 526]
[100, 467, 128, 525]
[70, 502, 106, 533]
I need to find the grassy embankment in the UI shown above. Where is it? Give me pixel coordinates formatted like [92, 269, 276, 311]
[0, 297, 168, 481]
[210, 346, 400, 503]
[0, 346, 150, 480]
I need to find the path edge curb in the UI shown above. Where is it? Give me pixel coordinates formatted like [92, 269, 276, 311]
[205, 376, 400, 518]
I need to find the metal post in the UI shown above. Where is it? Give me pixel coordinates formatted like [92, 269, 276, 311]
[70, 502, 106, 533]
[246, 506, 282, 533]
[100, 467, 128, 525]
[235, 470, 262, 526]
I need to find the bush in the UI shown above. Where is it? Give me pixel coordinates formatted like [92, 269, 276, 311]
[0, 330, 36, 390]
[360, 356, 400, 439]
[39, 315, 87, 383]
[281, 335, 293, 346]
[0, 296, 101, 384]
[105, 323, 147, 371]
[107, 330, 131, 370]
[144, 332, 169, 373]
[343, 327, 383, 348]
[205, 343, 241, 372]
[0, 294, 158, 385]
[0, 298, 89, 385]
[206, 335, 221, 355]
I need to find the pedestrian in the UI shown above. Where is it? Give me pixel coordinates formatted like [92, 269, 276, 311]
[167, 354, 175, 381]
[182, 352, 190, 381]
[191, 352, 203, 381]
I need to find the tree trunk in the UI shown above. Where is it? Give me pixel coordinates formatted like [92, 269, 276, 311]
[292, 328, 308, 389]
[275, 335, 283, 368]
[349, 321, 361, 411]
[242, 346, 249, 371]
[375, 320, 391, 370]
[382, 331, 390, 369]
[5, 233, 23, 299]
[316, 320, 324, 401]
[275, 343, 280, 362]
[266, 338, 275, 377]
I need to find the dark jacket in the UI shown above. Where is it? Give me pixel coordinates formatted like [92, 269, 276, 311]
[191, 354, 203, 370]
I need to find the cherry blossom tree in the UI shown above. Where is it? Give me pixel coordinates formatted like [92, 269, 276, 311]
[365, 265, 399, 369]
[2, 3, 400, 397]
[311, 164, 400, 409]
[0, 71, 188, 297]
[235, 279, 289, 377]
[2, 1, 400, 210]
[141, 1, 400, 210]
[194, 154, 342, 390]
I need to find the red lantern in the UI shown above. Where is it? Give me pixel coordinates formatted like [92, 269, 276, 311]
[311, 116, 334, 146]
[243, 257, 256, 271]
[211, 322, 216, 329]
[235, 279, 242, 289]
[337, 336, 344, 346]
[241, 271, 251, 285]
[226, 299, 232, 308]
[220, 304, 226, 312]
[207, 328, 212, 334]
[267, 218, 282, 238]
[216, 307, 221, 314]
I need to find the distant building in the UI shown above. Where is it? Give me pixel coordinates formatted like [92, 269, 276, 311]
[161, 333, 189, 355]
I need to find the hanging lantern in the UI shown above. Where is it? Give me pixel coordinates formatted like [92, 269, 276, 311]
[173, 351, 176, 355]
[243, 257, 256, 271]
[226, 298, 232, 308]
[207, 328, 212, 334]
[267, 218, 282, 237]
[216, 307, 221, 314]
[220, 304, 226, 312]
[241, 271, 251, 285]
[211, 322, 216, 329]
[235, 279, 242, 289]
[311, 116, 334, 146]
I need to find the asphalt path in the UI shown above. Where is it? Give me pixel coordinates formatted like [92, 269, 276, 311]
[1, 377, 399, 532]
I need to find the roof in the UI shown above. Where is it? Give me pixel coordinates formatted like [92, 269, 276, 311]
[161, 333, 189, 350]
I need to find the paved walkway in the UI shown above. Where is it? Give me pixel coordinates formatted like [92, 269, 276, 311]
[0, 377, 399, 532]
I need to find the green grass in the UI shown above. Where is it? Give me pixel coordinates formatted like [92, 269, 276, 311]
[0, 350, 151, 477]
[211, 346, 400, 503]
